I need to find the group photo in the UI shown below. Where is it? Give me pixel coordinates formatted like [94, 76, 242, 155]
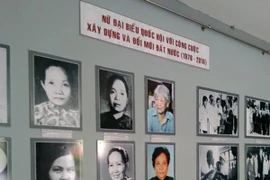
[146, 143, 175, 180]
[246, 145, 270, 180]
[29, 51, 82, 130]
[198, 144, 238, 180]
[32, 139, 83, 180]
[145, 76, 175, 134]
[97, 140, 135, 180]
[197, 87, 239, 136]
[96, 66, 135, 132]
[246, 97, 270, 138]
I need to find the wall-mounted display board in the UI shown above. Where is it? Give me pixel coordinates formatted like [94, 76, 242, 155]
[197, 143, 238, 180]
[96, 66, 135, 133]
[146, 142, 175, 180]
[0, 137, 11, 180]
[80, 1, 210, 70]
[31, 138, 83, 180]
[145, 76, 175, 135]
[197, 86, 239, 138]
[245, 96, 270, 139]
[97, 140, 135, 180]
[29, 51, 82, 131]
[0, 44, 10, 127]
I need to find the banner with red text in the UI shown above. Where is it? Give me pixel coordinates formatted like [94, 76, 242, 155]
[80, 1, 210, 70]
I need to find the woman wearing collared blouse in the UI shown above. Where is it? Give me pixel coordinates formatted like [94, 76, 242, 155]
[147, 84, 174, 133]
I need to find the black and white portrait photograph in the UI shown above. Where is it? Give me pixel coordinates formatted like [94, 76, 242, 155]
[0, 137, 11, 180]
[97, 140, 135, 180]
[96, 66, 134, 132]
[197, 87, 239, 137]
[0, 44, 10, 126]
[31, 138, 83, 180]
[246, 97, 270, 138]
[29, 51, 82, 130]
[246, 144, 270, 180]
[145, 76, 175, 135]
[198, 143, 238, 180]
[146, 142, 175, 180]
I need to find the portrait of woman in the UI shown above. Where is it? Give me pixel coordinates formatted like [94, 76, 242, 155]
[29, 51, 82, 130]
[0, 138, 10, 180]
[96, 66, 134, 132]
[33, 139, 83, 180]
[97, 140, 135, 180]
[146, 143, 175, 180]
[145, 76, 175, 134]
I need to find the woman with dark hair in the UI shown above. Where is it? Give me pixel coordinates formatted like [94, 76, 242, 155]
[100, 74, 132, 130]
[107, 146, 133, 180]
[150, 147, 173, 180]
[36, 143, 80, 180]
[34, 58, 79, 127]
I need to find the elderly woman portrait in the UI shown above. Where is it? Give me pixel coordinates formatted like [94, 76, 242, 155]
[97, 67, 134, 132]
[147, 144, 175, 180]
[97, 141, 135, 180]
[34, 140, 82, 180]
[146, 77, 175, 134]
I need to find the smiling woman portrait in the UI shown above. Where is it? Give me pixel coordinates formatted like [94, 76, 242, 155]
[97, 66, 134, 132]
[29, 51, 81, 130]
[33, 139, 83, 180]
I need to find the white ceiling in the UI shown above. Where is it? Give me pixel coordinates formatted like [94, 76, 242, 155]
[178, 0, 270, 44]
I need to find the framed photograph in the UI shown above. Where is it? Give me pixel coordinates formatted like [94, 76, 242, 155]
[197, 86, 239, 137]
[146, 142, 175, 180]
[0, 44, 10, 126]
[245, 96, 270, 139]
[145, 76, 175, 135]
[97, 140, 135, 180]
[29, 51, 82, 130]
[245, 144, 270, 180]
[96, 66, 135, 132]
[198, 143, 238, 180]
[31, 138, 83, 180]
[0, 137, 11, 180]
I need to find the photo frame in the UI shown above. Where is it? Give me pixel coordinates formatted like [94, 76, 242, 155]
[145, 76, 175, 135]
[197, 86, 239, 137]
[97, 140, 135, 180]
[146, 142, 175, 180]
[96, 66, 135, 133]
[29, 51, 82, 130]
[245, 96, 270, 139]
[0, 44, 10, 127]
[0, 137, 11, 180]
[197, 143, 238, 180]
[31, 138, 83, 180]
[245, 144, 270, 180]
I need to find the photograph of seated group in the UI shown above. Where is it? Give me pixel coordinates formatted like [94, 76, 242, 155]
[198, 143, 238, 180]
[97, 140, 135, 180]
[145, 76, 175, 134]
[31, 138, 83, 180]
[146, 142, 175, 180]
[246, 144, 270, 180]
[197, 87, 239, 137]
[29, 51, 82, 130]
[0, 137, 11, 180]
[245, 96, 270, 138]
[0, 44, 10, 127]
[96, 66, 135, 132]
